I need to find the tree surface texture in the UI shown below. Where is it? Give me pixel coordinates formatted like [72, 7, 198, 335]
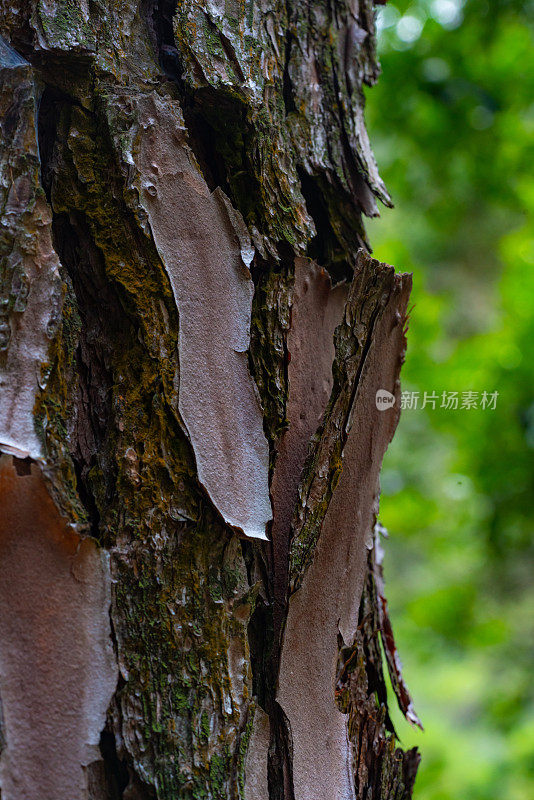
[0, 2, 420, 798]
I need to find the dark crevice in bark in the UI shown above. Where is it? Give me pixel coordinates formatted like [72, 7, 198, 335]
[92, 726, 130, 799]
[149, 0, 181, 81]
[273, 240, 295, 269]
[185, 91, 243, 195]
[147, 0, 227, 194]
[38, 88, 115, 539]
[247, 261, 297, 798]
[52, 210, 120, 536]
[12, 456, 32, 476]
[92, 715, 159, 800]
[98, 615, 131, 800]
[37, 86, 89, 197]
[185, 89, 268, 250]
[297, 167, 348, 277]
[247, 256, 296, 798]
[296, 165, 370, 283]
[282, 31, 296, 116]
[268, 703, 295, 800]
[0, 19, 35, 61]
[38, 87, 66, 199]
[244, 535, 296, 798]
[247, 593, 272, 709]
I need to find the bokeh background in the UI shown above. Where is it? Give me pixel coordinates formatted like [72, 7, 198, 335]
[365, 1, 534, 797]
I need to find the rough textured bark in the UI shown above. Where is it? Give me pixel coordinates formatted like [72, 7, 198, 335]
[0, 3, 420, 799]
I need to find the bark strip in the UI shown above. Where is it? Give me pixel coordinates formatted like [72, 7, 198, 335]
[132, 90, 271, 541]
[0, 36, 62, 460]
[278, 253, 412, 800]
[0, 456, 117, 800]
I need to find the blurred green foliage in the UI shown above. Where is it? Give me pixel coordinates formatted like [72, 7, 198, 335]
[365, 0, 534, 797]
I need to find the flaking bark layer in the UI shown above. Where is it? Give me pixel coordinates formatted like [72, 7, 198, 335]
[277, 253, 413, 800]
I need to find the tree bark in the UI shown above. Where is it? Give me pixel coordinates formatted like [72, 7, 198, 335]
[0, 2, 420, 798]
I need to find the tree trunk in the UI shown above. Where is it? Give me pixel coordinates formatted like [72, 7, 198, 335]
[0, 2, 420, 798]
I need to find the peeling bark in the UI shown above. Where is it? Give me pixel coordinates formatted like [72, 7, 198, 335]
[132, 90, 271, 540]
[278, 254, 412, 800]
[271, 257, 348, 666]
[0, 38, 62, 460]
[0, 2, 420, 798]
[0, 456, 117, 800]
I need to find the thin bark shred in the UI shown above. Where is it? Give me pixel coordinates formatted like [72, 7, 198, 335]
[335, 529, 422, 799]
